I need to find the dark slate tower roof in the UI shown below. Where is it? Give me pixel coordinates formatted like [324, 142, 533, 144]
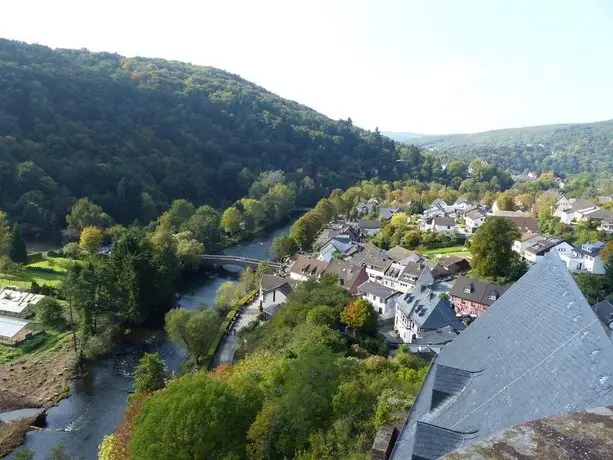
[390, 252, 613, 460]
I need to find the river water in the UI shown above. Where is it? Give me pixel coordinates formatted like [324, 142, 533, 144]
[10, 221, 295, 460]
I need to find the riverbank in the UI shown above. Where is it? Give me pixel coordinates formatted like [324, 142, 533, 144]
[0, 335, 76, 456]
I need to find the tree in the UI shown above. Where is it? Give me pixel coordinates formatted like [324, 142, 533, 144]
[215, 281, 239, 316]
[390, 212, 409, 227]
[495, 191, 516, 211]
[220, 207, 242, 235]
[79, 226, 104, 254]
[175, 237, 204, 269]
[133, 352, 165, 394]
[166, 199, 196, 231]
[470, 217, 524, 282]
[37, 297, 67, 330]
[340, 298, 378, 337]
[604, 256, 613, 297]
[601, 241, 613, 261]
[66, 198, 112, 233]
[306, 305, 337, 328]
[164, 308, 218, 366]
[0, 211, 9, 254]
[182, 205, 221, 250]
[8, 224, 27, 263]
[271, 235, 298, 260]
[130, 373, 257, 460]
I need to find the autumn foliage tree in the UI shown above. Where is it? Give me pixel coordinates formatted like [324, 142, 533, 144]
[79, 226, 105, 254]
[340, 298, 378, 337]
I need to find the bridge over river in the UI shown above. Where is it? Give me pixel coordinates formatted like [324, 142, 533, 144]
[201, 254, 283, 270]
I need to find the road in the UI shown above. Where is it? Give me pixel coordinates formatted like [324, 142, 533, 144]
[210, 299, 261, 368]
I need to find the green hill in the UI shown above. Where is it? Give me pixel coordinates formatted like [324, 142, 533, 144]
[413, 120, 613, 176]
[0, 39, 413, 238]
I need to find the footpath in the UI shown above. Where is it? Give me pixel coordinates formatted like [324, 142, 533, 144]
[209, 299, 260, 368]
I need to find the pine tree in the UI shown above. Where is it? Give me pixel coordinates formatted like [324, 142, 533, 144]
[8, 224, 27, 264]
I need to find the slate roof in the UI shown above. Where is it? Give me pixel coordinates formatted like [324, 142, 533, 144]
[449, 277, 510, 307]
[454, 195, 472, 205]
[361, 253, 393, 271]
[358, 219, 381, 230]
[583, 208, 613, 220]
[379, 207, 399, 220]
[569, 198, 597, 212]
[395, 286, 464, 331]
[386, 245, 422, 263]
[465, 208, 486, 221]
[432, 217, 455, 227]
[390, 252, 613, 460]
[412, 326, 461, 346]
[524, 237, 565, 255]
[261, 275, 297, 296]
[358, 281, 398, 300]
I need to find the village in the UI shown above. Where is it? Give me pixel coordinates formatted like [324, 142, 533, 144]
[257, 192, 613, 355]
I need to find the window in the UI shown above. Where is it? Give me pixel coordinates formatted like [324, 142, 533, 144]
[464, 287, 471, 293]
[489, 293, 497, 300]
[273, 291, 276, 302]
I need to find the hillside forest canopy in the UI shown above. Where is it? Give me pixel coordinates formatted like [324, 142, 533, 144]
[0, 38, 437, 241]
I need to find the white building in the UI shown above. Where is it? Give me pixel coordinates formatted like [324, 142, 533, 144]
[362, 254, 434, 294]
[522, 238, 572, 264]
[0, 289, 44, 318]
[358, 282, 399, 319]
[394, 285, 464, 346]
[421, 216, 456, 233]
[554, 198, 599, 224]
[557, 241, 607, 274]
[464, 208, 487, 234]
[289, 255, 328, 281]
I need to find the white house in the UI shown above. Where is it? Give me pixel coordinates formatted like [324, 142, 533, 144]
[421, 216, 456, 233]
[453, 195, 476, 213]
[522, 238, 572, 264]
[554, 198, 599, 224]
[464, 208, 487, 234]
[361, 254, 434, 293]
[259, 275, 297, 312]
[394, 284, 464, 345]
[358, 281, 399, 319]
[557, 241, 607, 274]
[512, 233, 544, 256]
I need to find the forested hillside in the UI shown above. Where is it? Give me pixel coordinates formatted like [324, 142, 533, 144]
[0, 39, 432, 239]
[414, 120, 613, 176]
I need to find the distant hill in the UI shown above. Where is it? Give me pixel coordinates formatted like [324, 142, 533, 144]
[412, 120, 613, 176]
[0, 39, 420, 237]
[382, 131, 426, 142]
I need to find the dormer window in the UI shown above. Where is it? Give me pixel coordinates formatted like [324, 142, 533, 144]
[489, 293, 497, 301]
[464, 287, 471, 293]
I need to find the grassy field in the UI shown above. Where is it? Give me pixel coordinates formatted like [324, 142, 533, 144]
[0, 257, 70, 289]
[423, 245, 472, 260]
[0, 330, 71, 365]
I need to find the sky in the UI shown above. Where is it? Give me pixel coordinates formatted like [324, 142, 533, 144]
[2, 0, 613, 134]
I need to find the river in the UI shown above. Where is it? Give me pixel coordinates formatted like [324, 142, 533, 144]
[10, 220, 296, 460]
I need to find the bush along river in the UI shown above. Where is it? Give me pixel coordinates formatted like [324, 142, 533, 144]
[9, 219, 298, 460]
